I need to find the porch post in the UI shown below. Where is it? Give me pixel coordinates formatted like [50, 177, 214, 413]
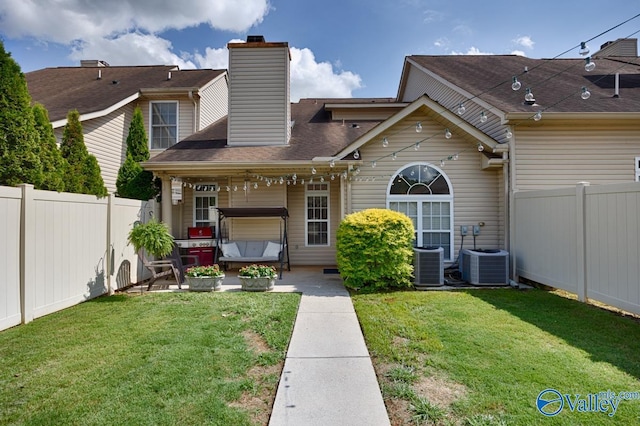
[160, 175, 173, 233]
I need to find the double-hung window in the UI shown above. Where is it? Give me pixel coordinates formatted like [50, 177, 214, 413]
[306, 183, 330, 246]
[150, 101, 178, 149]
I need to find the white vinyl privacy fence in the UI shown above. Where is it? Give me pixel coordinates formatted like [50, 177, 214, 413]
[0, 184, 153, 331]
[513, 182, 640, 315]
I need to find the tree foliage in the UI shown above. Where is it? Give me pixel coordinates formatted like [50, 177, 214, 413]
[60, 109, 107, 197]
[32, 103, 67, 192]
[336, 208, 415, 291]
[0, 40, 44, 187]
[116, 107, 159, 200]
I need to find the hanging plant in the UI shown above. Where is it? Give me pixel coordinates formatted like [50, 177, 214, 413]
[127, 219, 174, 258]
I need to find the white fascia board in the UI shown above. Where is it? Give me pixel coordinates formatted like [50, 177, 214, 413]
[323, 103, 408, 110]
[333, 94, 502, 160]
[141, 160, 316, 172]
[506, 111, 640, 121]
[51, 92, 140, 129]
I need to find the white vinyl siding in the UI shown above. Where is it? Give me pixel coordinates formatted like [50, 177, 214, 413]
[306, 183, 330, 246]
[150, 101, 178, 149]
[199, 75, 228, 130]
[228, 46, 290, 145]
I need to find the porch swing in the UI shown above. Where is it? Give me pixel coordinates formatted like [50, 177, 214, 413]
[214, 207, 291, 279]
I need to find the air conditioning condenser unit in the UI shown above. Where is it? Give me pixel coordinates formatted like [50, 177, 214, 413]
[414, 246, 444, 287]
[460, 249, 509, 285]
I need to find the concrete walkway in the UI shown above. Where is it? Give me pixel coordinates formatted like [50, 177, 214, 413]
[141, 268, 390, 425]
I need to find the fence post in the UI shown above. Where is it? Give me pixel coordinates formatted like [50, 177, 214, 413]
[575, 182, 590, 302]
[19, 184, 35, 324]
[106, 193, 114, 294]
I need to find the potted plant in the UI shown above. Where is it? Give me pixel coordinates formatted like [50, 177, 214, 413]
[238, 264, 277, 291]
[185, 264, 224, 292]
[128, 219, 174, 258]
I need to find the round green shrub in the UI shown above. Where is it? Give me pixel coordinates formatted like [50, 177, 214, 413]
[336, 208, 415, 291]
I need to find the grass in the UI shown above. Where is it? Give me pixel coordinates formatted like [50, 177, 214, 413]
[0, 291, 300, 426]
[352, 288, 640, 425]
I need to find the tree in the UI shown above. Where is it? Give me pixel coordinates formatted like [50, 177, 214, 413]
[0, 40, 44, 187]
[60, 109, 107, 197]
[116, 106, 159, 200]
[32, 103, 67, 192]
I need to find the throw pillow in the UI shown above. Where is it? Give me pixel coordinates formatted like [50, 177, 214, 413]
[262, 241, 281, 258]
[221, 242, 241, 258]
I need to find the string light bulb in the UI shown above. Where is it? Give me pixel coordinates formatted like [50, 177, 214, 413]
[534, 111, 542, 121]
[479, 111, 488, 123]
[440, 160, 445, 167]
[353, 149, 360, 160]
[329, 160, 335, 168]
[579, 42, 590, 56]
[414, 142, 420, 150]
[477, 143, 484, 152]
[525, 88, 535, 102]
[511, 76, 522, 91]
[415, 122, 423, 133]
[445, 128, 452, 139]
[382, 137, 389, 147]
[311, 167, 317, 175]
[371, 160, 377, 168]
[505, 128, 513, 139]
[581, 86, 591, 100]
[584, 57, 596, 72]
[391, 152, 397, 160]
[457, 102, 466, 115]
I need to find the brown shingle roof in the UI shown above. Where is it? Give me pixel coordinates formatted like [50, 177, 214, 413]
[145, 98, 384, 165]
[407, 55, 640, 113]
[25, 65, 226, 122]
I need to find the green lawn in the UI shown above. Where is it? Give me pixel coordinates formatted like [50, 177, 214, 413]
[0, 292, 300, 426]
[352, 288, 640, 425]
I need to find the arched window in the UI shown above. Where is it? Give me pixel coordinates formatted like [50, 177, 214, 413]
[387, 163, 454, 260]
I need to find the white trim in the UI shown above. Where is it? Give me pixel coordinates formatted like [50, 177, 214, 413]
[192, 183, 218, 228]
[305, 182, 330, 247]
[51, 92, 140, 128]
[635, 156, 640, 182]
[386, 162, 455, 260]
[149, 101, 179, 150]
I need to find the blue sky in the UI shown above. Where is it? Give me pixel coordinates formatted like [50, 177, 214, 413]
[1, 1, 638, 100]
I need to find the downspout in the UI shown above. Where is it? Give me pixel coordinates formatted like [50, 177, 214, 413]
[507, 127, 518, 285]
[188, 90, 198, 133]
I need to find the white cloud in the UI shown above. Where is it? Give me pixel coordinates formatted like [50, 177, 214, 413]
[69, 33, 197, 68]
[513, 36, 535, 49]
[511, 50, 527, 57]
[434, 37, 449, 48]
[423, 10, 444, 23]
[0, 0, 270, 43]
[450, 46, 493, 55]
[289, 47, 362, 102]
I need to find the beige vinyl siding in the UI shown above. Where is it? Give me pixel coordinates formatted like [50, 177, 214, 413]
[54, 104, 134, 193]
[228, 46, 290, 145]
[199, 75, 228, 129]
[352, 111, 504, 259]
[514, 121, 640, 191]
[287, 182, 341, 265]
[401, 62, 510, 144]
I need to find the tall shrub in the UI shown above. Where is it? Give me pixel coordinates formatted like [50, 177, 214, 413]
[336, 208, 415, 291]
[32, 103, 67, 192]
[116, 107, 159, 200]
[60, 109, 107, 197]
[0, 40, 44, 187]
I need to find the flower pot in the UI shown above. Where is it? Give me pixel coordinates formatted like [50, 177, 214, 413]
[186, 275, 224, 292]
[238, 276, 275, 292]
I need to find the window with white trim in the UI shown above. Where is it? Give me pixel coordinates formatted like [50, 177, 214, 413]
[387, 163, 454, 260]
[306, 183, 330, 246]
[193, 184, 217, 232]
[150, 101, 178, 149]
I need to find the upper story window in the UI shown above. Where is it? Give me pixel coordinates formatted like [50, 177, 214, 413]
[150, 101, 178, 149]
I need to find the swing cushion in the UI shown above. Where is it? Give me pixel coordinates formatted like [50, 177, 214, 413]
[218, 240, 283, 263]
[262, 241, 282, 258]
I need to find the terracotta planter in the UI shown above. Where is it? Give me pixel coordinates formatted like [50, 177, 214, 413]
[238, 276, 276, 292]
[186, 275, 224, 292]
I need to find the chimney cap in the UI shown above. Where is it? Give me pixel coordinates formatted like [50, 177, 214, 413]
[246, 35, 266, 43]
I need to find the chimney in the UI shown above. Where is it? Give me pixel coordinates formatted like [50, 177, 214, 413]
[81, 60, 110, 67]
[226, 36, 291, 146]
